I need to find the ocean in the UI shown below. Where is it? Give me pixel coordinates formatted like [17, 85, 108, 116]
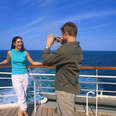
[0, 50, 116, 104]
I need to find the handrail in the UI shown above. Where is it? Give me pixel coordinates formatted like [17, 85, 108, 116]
[0, 65, 116, 70]
[1, 73, 116, 94]
[0, 66, 116, 114]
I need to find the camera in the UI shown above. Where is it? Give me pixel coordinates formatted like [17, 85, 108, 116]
[54, 37, 59, 42]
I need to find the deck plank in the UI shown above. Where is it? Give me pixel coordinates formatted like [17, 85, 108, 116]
[35, 105, 116, 116]
[0, 104, 116, 116]
[37, 106, 43, 116]
[0, 110, 4, 116]
[47, 107, 55, 116]
[2, 109, 12, 116]
[8, 108, 17, 116]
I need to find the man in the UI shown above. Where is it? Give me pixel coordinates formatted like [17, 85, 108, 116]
[42, 22, 83, 116]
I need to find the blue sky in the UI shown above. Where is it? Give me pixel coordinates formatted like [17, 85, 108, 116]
[0, 0, 116, 51]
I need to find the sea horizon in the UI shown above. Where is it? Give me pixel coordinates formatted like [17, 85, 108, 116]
[0, 49, 116, 52]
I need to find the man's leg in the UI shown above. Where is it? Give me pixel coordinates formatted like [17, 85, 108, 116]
[56, 91, 75, 116]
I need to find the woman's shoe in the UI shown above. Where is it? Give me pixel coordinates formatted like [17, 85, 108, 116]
[38, 96, 48, 104]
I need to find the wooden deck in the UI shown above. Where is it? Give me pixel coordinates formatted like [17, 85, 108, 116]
[0, 103, 116, 116]
[33, 105, 116, 116]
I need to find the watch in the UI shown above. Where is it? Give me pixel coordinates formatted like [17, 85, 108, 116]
[46, 46, 49, 49]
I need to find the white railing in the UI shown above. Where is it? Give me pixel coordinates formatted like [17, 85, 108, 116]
[1, 72, 116, 95]
[0, 66, 116, 115]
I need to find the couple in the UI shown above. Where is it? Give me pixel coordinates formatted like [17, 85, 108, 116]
[0, 22, 83, 116]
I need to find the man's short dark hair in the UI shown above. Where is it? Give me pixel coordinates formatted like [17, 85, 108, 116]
[61, 22, 78, 37]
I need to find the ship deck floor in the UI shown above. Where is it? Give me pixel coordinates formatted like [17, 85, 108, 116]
[0, 101, 116, 116]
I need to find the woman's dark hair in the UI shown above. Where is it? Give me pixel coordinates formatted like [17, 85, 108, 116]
[11, 36, 25, 50]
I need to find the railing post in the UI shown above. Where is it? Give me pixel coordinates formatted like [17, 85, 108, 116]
[96, 69, 98, 116]
[100, 91, 103, 96]
[34, 80, 36, 112]
[28, 68, 37, 113]
[86, 91, 95, 116]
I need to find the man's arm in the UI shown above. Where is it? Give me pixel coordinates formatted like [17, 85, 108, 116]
[42, 48, 64, 66]
[42, 34, 64, 66]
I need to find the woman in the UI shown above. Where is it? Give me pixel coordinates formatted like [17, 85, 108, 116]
[0, 36, 42, 116]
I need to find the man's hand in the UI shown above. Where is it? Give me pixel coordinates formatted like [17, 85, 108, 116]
[46, 34, 54, 49]
[56, 36, 63, 43]
[56, 36, 66, 45]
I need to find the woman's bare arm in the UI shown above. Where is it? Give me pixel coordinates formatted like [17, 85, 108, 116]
[0, 51, 11, 64]
[26, 51, 42, 65]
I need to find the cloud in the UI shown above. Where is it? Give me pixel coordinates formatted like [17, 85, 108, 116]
[30, 9, 116, 35]
[20, 17, 45, 34]
[53, 9, 116, 25]
[39, 0, 54, 7]
[22, 17, 44, 28]
[4, 16, 45, 38]
[78, 10, 116, 20]
[60, 0, 94, 9]
[20, 0, 38, 5]
[22, 9, 116, 35]
[4, 9, 116, 43]
[20, 0, 54, 7]
[61, 9, 116, 23]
